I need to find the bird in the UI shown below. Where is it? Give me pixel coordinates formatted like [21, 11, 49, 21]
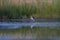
[30, 16, 35, 22]
[30, 16, 35, 29]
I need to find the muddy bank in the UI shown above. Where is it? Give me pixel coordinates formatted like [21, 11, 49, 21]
[0, 18, 60, 22]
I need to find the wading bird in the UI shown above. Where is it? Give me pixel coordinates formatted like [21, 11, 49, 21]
[30, 16, 35, 29]
[30, 16, 35, 22]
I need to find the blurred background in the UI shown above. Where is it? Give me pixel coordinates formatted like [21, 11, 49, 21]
[0, 0, 60, 19]
[0, 0, 60, 40]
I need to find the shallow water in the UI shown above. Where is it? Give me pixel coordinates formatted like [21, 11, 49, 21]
[0, 22, 60, 40]
[0, 22, 60, 29]
[0, 35, 60, 40]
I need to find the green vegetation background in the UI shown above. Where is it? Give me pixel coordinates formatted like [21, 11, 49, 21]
[0, 0, 60, 18]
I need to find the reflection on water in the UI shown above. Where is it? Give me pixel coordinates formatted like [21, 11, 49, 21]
[0, 34, 60, 40]
[0, 22, 60, 40]
[0, 22, 60, 29]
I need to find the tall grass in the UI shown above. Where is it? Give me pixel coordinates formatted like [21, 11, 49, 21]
[0, 0, 60, 18]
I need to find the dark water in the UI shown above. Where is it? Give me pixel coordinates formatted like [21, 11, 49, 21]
[0, 22, 60, 29]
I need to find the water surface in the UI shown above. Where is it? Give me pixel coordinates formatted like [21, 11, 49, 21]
[0, 22, 60, 29]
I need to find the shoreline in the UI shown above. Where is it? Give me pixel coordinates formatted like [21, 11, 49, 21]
[0, 18, 60, 22]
